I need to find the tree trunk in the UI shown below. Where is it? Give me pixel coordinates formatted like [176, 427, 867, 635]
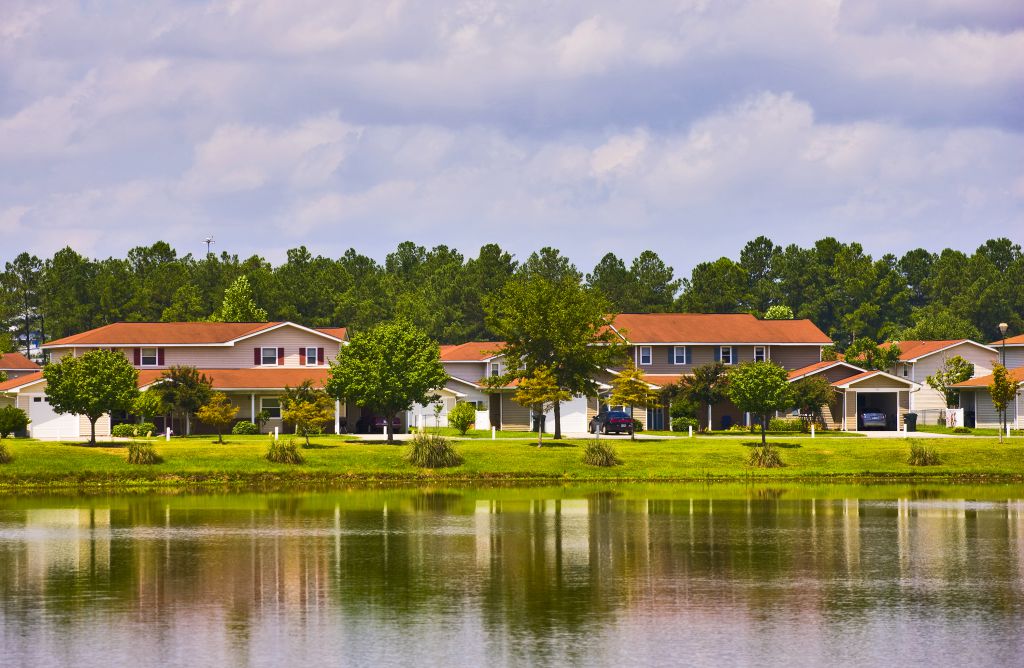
[217, 429, 223, 444]
[386, 412, 394, 445]
[305, 431, 311, 447]
[186, 413, 191, 436]
[553, 401, 561, 440]
[761, 414, 767, 446]
[630, 405, 636, 441]
[89, 416, 97, 446]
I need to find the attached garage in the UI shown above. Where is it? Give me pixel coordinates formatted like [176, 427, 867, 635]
[26, 394, 80, 440]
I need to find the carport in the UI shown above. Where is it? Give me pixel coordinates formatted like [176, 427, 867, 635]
[831, 371, 919, 432]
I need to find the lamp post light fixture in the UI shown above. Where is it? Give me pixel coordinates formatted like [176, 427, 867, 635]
[999, 322, 1009, 439]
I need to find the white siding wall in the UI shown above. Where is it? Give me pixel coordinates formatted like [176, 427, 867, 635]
[972, 389, 1023, 430]
[904, 344, 998, 412]
[1002, 347, 1024, 369]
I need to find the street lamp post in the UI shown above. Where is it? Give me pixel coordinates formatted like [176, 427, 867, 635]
[999, 322, 1008, 439]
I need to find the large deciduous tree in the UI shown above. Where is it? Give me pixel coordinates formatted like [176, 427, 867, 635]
[726, 361, 793, 445]
[213, 275, 268, 322]
[153, 366, 213, 436]
[43, 349, 139, 445]
[326, 320, 447, 444]
[485, 250, 624, 439]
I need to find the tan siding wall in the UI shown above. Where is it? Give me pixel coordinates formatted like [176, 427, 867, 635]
[769, 346, 823, 369]
[1005, 348, 1024, 369]
[500, 394, 531, 431]
[587, 397, 600, 422]
[822, 395, 843, 430]
[901, 344, 998, 412]
[0, 395, 13, 409]
[444, 362, 487, 383]
[621, 344, 822, 373]
[848, 376, 913, 390]
[80, 414, 111, 439]
[17, 395, 30, 412]
[973, 389, 1024, 429]
[898, 391, 910, 427]
[844, 392, 856, 431]
[817, 366, 862, 384]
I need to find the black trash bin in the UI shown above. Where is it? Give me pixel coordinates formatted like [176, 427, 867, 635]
[965, 410, 976, 428]
[904, 412, 917, 432]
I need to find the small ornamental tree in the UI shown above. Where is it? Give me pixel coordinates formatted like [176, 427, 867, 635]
[789, 376, 836, 429]
[43, 349, 139, 445]
[326, 320, 447, 444]
[133, 389, 167, 424]
[0, 405, 30, 438]
[681, 362, 728, 432]
[153, 366, 212, 436]
[844, 338, 901, 371]
[196, 392, 238, 444]
[282, 393, 335, 447]
[513, 366, 571, 447]
[448, 401, 477, 436]
[764, 305, 794, 320]
[608, 363, 657, 440]
[726, 361, 793, 445]
[926, 355, 975, 408]
[989, 364, 1021, 444]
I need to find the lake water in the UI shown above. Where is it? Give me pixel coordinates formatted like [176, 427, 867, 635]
[1, 484, 1023, 667]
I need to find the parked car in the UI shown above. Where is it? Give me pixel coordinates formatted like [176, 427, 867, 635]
[589, 410, 635, 435]
[861, 411, 887, 429]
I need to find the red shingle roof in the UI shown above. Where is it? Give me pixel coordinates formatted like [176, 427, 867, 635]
[440, 342, 506, 361]
[787, 360, 864, 380]
[44, 322, 346, 347]
[880, 339, 990, 361]
[952, 367, 1024, 388]
[996, 334, 1024, 346]
[139, 368, 332, 390]
[608, 313, 831, 344]
[0, 371, 45, 392]
[0, 351, 40, 371]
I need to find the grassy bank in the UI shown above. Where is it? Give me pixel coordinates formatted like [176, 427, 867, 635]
[1, 434, 1024, 490]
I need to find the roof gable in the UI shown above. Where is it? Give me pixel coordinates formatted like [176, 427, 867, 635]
[440, 342, 506, 361]
[608, 313, 832, 345]
[43, 321, 346, 348]
[787, 360, 865, 381]
[883, 339, 996, 362]
[0, 351, 40, 371]
[831, 370, 919, 389]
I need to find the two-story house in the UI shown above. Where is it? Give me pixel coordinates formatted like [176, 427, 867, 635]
[0, 321, 351, 440]
[0, 352, 40, 381]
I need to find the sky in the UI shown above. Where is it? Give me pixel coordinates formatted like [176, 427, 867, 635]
[1, 0, 1023, 275]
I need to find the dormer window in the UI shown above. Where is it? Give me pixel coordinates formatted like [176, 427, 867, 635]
[140, 348, 158, 367]
[261, 347, 279, 366]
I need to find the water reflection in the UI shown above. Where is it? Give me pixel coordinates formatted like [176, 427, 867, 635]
[2, 486, 1024, 667]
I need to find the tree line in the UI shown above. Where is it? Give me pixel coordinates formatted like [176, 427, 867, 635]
[2, 236, 1022, 354]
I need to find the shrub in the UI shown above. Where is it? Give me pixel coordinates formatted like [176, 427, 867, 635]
[232, 420, 260, 435]
[126, 441, 162, 465]
[0, 441, 12, 464]
[448, 402, 477, 436]
[727, 423, 752, 433]
[768, 417, 803, 432]
[266, 438, 304, 464]
[951, 426, 972, 434]
[748, 444, 785, 468]
[112, 423, 137, 437]
[405, 433, 463, 468]
[633, 421, 644, 432]
[137, 422, 156, 437]
[0, 406, 30, 438]
[671, 416, 699, 432]
[582, 439, 622, 467]
[908, 443, 941, 466]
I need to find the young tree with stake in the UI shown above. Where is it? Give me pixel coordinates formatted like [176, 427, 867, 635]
[726, 361, 793, 445]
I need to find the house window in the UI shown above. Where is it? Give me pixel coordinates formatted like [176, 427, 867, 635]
[754, 346, 767, 362]
[140, 347, 158, 366]
[490, 362, 500, 377]
[720, 346, 734, 365]
[260, 398, 281, 419]
[639, 346, 652, 365]
[261, 347, 278, 366]
[902, 364, 909, 377]
[305, 347, 318, 366]
[673, 346, 688, 365]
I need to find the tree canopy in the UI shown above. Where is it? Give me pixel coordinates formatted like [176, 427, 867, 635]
[43, 349, 139, 445]
[926, 356, 975, 408]
[726, 361, 793, 445]
[512, 366, 571, 447]
[153, 366, 213, 436]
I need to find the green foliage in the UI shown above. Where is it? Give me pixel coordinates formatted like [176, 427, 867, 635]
[138, 422, 156, 437]
[586, 251, 681, 313]
[844, 338, 901, 370]
[405, 433, 463, 468]
[152, 366, 212, 435]
[447, 402, 477, 436]
[609, 363, 658, 440]
[327, 319, 447, 444]
[926, 355, 975, 408]
[726, 362, 793, 444]
[195, 392, 239, 443]
[768, 417, 803, 432]
[232, 420, 260, 435]
[282, 391, 334, 446]
[951, 426, 972, 434]
[111, 423, 136, 438]
[748, 444, 785, 468]
[988, 364, 1021, 443]
[266, 438, 304, 464]
[671, 416, 699, 432]
[0, 406, 29, 438]
[211, 275, 268, 322]
[898, 304, 983, 341]
[43, 349, 139, 445]
[582, 439, 621, 467]
[133, 389, 166, 421]
[126, 441, 162, 465]
[679, 362, 729, 432]
[790, 376, 836, 424]
[764, 305, 794, 320]
[908, 443, 941, 466]
[512, 366, 571, 447]
[0, 441, 12, 464]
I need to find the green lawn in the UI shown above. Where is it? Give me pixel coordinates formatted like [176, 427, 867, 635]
[916, 424, 1024, 437]
[1, 433, 1024, 490]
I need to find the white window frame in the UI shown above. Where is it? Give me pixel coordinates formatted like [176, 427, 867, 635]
[902, 364, 909, 377]
[673, 346, 688, 365]
[260, 397, 281, 419]
[720, 346, 734, 365]
[305, 347, 318, 366]
[140, 347, 159, 367]
[261, 347, 279, 366]
[754, 346, 767, 362]
[639, 346, 652, 365]
[490, 362, 500, 377]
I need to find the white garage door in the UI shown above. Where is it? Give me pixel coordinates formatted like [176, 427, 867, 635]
[27, 395, 80, 440]
[544, 396, 588, 434]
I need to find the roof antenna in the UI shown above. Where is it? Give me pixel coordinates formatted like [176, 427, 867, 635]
[204, 236, 215, 256]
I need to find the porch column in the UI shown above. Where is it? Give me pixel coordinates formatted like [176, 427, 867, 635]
[250, 393, 256, 421]
[334, 399, 341, 434]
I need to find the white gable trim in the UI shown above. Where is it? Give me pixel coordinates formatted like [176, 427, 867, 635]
[788, 361, 866, 382]
[832, 370, 920, 390]
[899, 339, 997, 362]
[229, 322, 346, 344]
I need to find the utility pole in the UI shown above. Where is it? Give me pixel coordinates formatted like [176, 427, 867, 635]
[204, 236, 215, 257]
